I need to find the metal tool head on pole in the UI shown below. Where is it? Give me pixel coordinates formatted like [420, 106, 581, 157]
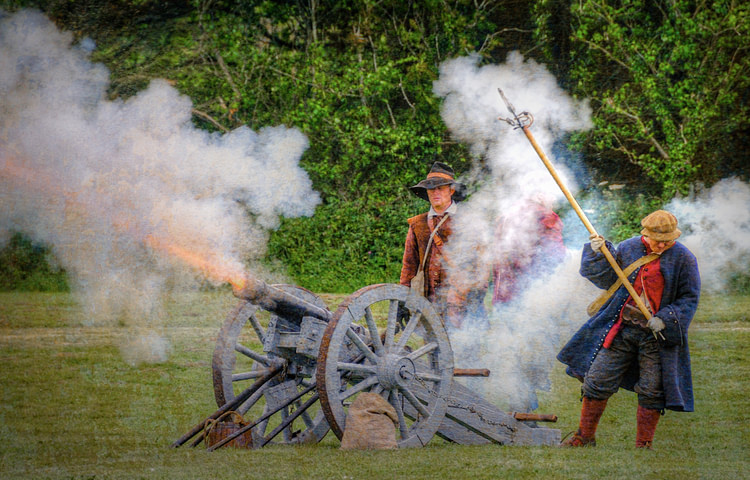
[497, 88, 534, 130]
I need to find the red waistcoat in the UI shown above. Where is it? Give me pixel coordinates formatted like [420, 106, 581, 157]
[603, 237, 666, 348]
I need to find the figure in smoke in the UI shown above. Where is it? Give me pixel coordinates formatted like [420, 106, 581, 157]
[398, 161, 488, 330]
[558, 210, 700, 448]
[490, 196, 566, 412]
[491, 196, 566, 304]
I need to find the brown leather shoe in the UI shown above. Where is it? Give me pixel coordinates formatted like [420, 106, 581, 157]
[560, 430, 596, 447]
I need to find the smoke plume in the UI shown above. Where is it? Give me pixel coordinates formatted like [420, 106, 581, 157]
[432, 53, 594, 411]
[0, 10, 320, 364]
[667, 178, 750, 293]
[433, 53, 750, 411]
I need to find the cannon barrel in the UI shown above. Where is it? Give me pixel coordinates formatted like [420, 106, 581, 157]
[232, 275, 332, 322]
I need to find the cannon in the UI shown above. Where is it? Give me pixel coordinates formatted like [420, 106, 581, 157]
[174, 275, 560, 449]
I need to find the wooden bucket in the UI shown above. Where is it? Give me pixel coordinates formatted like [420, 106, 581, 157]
[204, 411, 253, 449]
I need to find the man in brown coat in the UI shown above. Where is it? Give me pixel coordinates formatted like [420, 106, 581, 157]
[399, 161, 486, 329]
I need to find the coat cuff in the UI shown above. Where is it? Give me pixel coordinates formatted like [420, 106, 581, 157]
[655, 306, 683, 347]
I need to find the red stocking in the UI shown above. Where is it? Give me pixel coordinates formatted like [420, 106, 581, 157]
[636, 405, 661, 448]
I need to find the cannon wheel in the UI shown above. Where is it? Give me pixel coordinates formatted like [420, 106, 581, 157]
[212, 285, 329, 446]
[316, 283, 453, 448]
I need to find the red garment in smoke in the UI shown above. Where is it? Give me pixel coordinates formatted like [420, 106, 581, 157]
[492, 202, 566, 304]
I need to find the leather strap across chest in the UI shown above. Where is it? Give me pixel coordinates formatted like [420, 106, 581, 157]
[587, 253, 660, 316]
[418, 214, 450, 273]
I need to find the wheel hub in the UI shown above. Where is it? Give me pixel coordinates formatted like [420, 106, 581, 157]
[377, 354, 416, 390]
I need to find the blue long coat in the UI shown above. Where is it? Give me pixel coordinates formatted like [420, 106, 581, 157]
[557, 236, 701, 412]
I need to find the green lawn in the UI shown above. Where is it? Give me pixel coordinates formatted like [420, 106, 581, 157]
[0, 291, 747, 479]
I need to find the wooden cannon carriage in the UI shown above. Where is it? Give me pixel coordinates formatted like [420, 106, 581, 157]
[173, 277, 560, 449]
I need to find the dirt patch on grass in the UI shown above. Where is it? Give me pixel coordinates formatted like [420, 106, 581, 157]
[0, 326, 219, 348]
[691, 321, 750, 332]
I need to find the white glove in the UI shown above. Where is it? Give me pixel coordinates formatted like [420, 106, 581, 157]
[647, 316, 665, 333]
[589, 234, 605, 252]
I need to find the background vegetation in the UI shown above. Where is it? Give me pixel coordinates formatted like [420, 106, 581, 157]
[1, 0, 748, 292]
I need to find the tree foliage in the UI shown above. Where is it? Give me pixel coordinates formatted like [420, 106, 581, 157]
[535, 0, 750, 199]
[2, 0, 528, 291]
[170, 0, 511, 290]
[2, 0, 749, 291]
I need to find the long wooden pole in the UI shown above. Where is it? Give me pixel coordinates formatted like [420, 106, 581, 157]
[496, 88, 657, 333]
[453, 368, 490, 377]
[518, 125, 655, 324]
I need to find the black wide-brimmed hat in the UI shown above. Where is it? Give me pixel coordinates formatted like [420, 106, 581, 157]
[409, 161, 466, 201]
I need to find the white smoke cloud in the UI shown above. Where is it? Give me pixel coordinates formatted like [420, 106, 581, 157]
[0, 10, 320, 364]
[450, 254, 597, 410]
[432, 52, 595, 411]
[434, 52, 591, 194]
[667, 178, 750, 294]
[434, 52, 750, 412]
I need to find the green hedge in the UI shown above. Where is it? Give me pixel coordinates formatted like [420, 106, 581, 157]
[2, 1, 748, 292]
[0, 233, 69, 292]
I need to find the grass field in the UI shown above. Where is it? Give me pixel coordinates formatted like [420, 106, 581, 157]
[0, 290, 748, 479]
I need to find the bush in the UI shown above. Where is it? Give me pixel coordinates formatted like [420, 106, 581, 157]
[266, 192, 427, 292]
[727, 265, 750, 295]
[0, 233, 69, 292]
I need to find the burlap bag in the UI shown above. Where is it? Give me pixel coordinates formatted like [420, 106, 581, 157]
[340, 392, 399, 450]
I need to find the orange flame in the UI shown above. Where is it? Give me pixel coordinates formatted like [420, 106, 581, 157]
[142, 235, 248, 289]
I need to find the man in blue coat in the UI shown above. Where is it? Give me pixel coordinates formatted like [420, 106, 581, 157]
[558, 210, 700, 448]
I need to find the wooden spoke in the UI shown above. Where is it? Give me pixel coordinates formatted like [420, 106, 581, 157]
[345, 327, 379, 363]
[280, 407, 291, 442]
[414, 371, 442, 382]
[300, 407, 314, 429]
[234, 343, 271, 366]
[234, 382, 269, 415]
[248, 314, 266, 344]
[384, 299, 399, 352]
[407, 342, 438, 361]
[364, 306, 385, 356]
[339, 375, 379, 401]
[337, 362, 377, 375]
[231, 370, 268, 381]
[395, 311, 421, 353]
[400, 385, 430, 419]
[390, 389, 410, 438]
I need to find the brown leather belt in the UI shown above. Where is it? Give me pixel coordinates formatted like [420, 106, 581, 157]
[621, 303, 650, 329]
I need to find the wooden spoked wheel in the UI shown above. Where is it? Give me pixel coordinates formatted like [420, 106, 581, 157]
[212, 285, 329, 446]
[316, 283, 453, 448]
